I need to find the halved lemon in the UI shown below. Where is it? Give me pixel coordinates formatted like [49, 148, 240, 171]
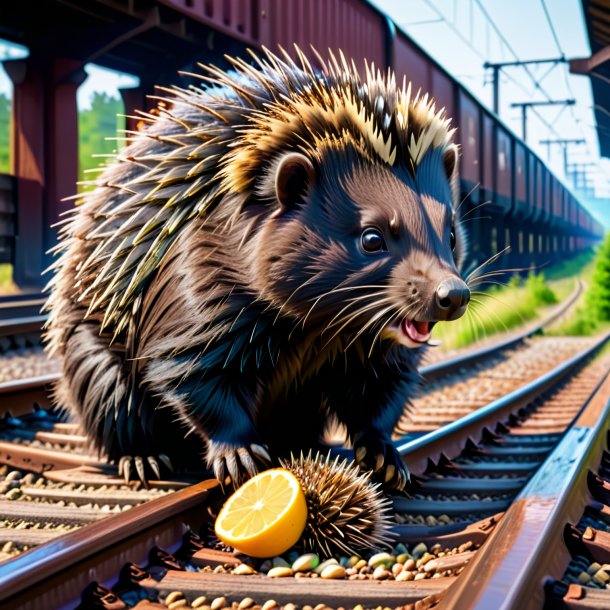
[214, 468, 308, 558]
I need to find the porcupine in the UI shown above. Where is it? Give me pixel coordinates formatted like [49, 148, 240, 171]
[45, 47, 470, 490]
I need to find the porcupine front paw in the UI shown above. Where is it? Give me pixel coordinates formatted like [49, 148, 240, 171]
[117, 454, 174, 486]
[206, 440, 272, 487]
[353, 433, 410, 492]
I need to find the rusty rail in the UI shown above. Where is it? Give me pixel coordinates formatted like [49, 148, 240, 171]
[437, 355, 610, 610]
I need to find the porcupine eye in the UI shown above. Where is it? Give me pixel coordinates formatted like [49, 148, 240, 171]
[361, 227, 386, 253]
[450, 228, 456, 250]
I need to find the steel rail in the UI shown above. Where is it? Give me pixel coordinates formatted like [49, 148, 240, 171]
[436, 351, 610, 610]
[0, 478, 220, 608]
[398, 331, 610, 476]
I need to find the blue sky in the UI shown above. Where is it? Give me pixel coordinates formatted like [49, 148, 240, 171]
[371, 0, 610, 200]
[0, 0, 608, 203]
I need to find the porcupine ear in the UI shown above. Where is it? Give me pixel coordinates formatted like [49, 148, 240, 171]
[444, 144, 460, 209]
[274, 153, 315, 213]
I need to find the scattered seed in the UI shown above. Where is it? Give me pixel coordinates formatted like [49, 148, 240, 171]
[168, 600, 187, 609]
[267, 567, 293, 578]
[233, 564, 256, 575]
[191, 597, 208, 608]
[292, 553, 320, 572]
[320, 565, 346, 579]
[315, 558, 339, 574]
[372, 566, 390, 580]
[238, 598, 254, 609]
[368, 552, 395, 568]
[262, 601, 278, 610]
[165, 592, 184, 605]
[211, 597, 227, 610]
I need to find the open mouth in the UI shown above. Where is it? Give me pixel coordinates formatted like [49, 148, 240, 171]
[384, 318, 439, 349]
[402, 319, 433, 344]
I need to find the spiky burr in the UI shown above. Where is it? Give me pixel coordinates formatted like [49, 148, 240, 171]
[280, 451, 395, 557]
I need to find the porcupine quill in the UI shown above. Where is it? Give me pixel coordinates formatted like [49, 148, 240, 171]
[280, 451, 395, 557]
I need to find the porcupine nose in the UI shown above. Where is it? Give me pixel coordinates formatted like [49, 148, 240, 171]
[434, 277, 470, 321]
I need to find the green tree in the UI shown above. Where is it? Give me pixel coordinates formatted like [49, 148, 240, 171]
[0, 92, 10, 173]
[78, 92, 125, 186]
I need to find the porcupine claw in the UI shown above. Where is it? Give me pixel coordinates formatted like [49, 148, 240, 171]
[225, 452, 240, 485]
[122, 457, 132, 484]
[158, 453, 174, 474]
[134, 456, 147, 486]
[147, 456, 161, 480]
[250, 443, 272, 464]
[238, 447, 258, 477]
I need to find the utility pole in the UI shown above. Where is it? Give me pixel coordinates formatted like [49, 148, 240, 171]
[483, 57, 567, 115]
[510, 99, 575, 143]
[539, 138, 585, 174]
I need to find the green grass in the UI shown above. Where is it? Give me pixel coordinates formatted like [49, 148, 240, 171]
[549, 236, 610, 337]
[433, 250, 597, 350]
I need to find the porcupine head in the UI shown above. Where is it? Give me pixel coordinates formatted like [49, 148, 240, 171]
[46, 46, 470, 491]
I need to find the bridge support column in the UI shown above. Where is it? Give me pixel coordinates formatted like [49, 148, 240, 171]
[4, 56, 85, 290]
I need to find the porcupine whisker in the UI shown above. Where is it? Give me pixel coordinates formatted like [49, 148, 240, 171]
[368, 308, 409, 357]
[321, 292, 393, 334]
[320, 302, 395, 350]
[454, 183, 481, 215]
[288, 288, 389, 340]
[321, 296, 397, 341]
[343, 304, 398, 352]
[300, 284, 389, 329]
[464, 246, 511, 284]
[468, 265, 533, 283]
[459, 199, 492, 220]
[468, 297, 507, 335]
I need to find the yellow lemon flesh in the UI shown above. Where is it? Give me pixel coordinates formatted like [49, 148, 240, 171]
[214, 468, 307, 558]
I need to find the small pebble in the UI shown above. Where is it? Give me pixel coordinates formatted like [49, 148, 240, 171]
[594, 569, 610, 584]
[191, 597, 208, 608]
[424, 559, 439, 573]
[411, 543, 427, 559]
[262, 601, 278, 610]
[403, 558, 416, 571]
[267, 567, 294, 578]
[168, 601, 187, 610]
[239, 598, 254, 609]
[233, 564, 256, 575]
[588, 562, 602, 575]
[347, 555, 361, 568]
[284, 604, 297, 610]
[577, 572, 591, 584]
[353, 559, 367, 570]
[272, 556, 291, 568]
[394, 543, 408, 554]
[396, 553, 409, 564]
[320, 565, 346, 579]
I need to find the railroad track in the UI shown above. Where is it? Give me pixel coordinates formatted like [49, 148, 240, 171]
[0, 326, 607, 609]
